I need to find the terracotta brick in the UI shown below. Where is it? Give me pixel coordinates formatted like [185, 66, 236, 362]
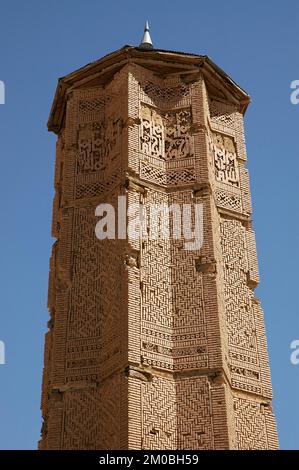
[40, 47, 278, 450]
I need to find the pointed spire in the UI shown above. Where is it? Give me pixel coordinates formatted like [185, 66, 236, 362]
[139, 21, 153, 50]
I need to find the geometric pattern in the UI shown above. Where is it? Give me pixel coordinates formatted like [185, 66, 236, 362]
[62, 389, 101, 449]
[40, 48, 278, 450]
[234, 398, 268, 450]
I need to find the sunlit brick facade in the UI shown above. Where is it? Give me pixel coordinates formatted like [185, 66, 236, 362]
[39, 46, 278, 449]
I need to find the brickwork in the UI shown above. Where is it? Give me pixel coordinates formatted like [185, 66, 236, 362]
[39, 47, 278, 449]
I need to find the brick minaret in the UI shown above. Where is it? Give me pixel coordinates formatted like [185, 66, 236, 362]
[40, 45, 278, 449]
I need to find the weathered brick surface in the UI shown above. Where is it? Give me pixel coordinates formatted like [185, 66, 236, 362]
[39, 48, 278, 449]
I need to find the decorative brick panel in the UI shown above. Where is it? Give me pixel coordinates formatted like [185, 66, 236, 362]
[40, 49, 278, 449]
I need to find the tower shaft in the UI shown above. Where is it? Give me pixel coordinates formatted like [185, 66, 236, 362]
[40, 48, 278, 450]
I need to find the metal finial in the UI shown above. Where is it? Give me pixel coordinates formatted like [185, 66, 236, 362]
[139, 21, 153, 50]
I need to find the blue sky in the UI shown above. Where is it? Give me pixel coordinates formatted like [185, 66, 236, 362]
[0, 0, 298, 450]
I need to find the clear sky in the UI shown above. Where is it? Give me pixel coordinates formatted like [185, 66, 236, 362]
[0, 0, 298, 450]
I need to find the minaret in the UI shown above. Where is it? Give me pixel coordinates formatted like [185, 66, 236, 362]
[39, 27, 278, 450]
